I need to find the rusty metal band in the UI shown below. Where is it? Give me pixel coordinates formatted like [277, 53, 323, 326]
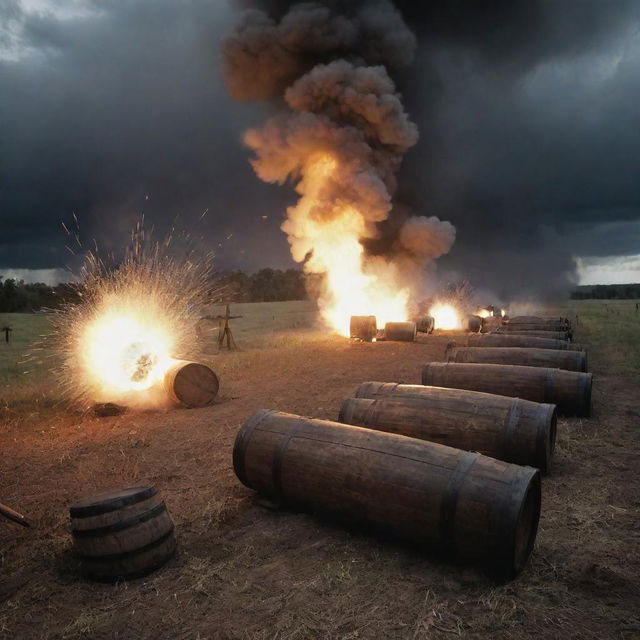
[271, 419, 304, 498]
[232, 409, 276, 488]
[501, 399, 521, 462]
[72, 502, 167, 538]
[439, 451, 478, 551]
[70, 486, 157, 518]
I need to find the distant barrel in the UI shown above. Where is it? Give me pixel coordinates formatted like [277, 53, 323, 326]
[481, 316, 503, 333]
[164, 360, 219, 408]
[350, 315, 377, 342]
[446, 346, 588, 372]
[234, 410, 541, 578]
[495, 328, 571, 341]
[422, 362, 592, 416]
[467, 315, 482, 333]
[69, 486, 176, 582]
[343, 383, 556, 472]
[384, 321, 416, 342]
[499, 324, 572, 339]
[468, 334, 583, 351]
[509, 316, 570, 327]
[414, 315, 435, 334]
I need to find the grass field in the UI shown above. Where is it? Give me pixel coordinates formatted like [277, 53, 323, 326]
[1, 299, 639, 639]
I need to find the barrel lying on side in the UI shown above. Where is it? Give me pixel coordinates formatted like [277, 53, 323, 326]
[234, 410, 541, 578]
[495, 328, 571, 341]
[481, 316, 503, 333]
[422, 362, 592, 416]
[467, 333, 583, 351]
[384, 321, 417, 342]
[498, 324, 573, 339]
[164, 360, 219, 408]
[509, 316, 570, 327]
[341, 384, 556, 472]
[70, 486, 176, 582]
[350, 315, 377, 342]
[446, 346, 588, 372]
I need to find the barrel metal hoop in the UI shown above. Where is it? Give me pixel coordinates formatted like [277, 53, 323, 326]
[72, 502, 167, 538]
[271, 420, 303, 498]
[439, 451, 478, 551]
[535, 404, 552, 471]
[501, 399, 521, 462]
[233, 410, 276, 488]
[70, 486, 157, 519]
[78, 526, 175, 562]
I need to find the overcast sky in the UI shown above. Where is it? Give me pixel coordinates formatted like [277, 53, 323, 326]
[1, 0, 639, 296]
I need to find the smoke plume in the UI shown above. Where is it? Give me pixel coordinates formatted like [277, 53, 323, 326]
[222, 1, 455, 329]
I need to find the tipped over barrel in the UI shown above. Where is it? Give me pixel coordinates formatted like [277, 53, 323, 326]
[164, 360, 219, 407]
[468, 333, 583, 351]
[234, 410, 541, 578]
[350, 316, 377, 342]
[509, 316, 570, 327]
[446, 346, 588, 372]
[495, 328, 571, 341]
[422, 362, 592, 416]
[342, 384, 556, 472]
[384, 321, 416, 342]
[69, 486, 176, 582]
[498, 325, 572, 339]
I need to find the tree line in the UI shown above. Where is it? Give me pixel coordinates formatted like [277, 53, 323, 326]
[0, 268, 310, 312]
[571, 284, 640, 299]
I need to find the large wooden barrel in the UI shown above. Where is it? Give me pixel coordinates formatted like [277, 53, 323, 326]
[446, 346, 587, 372]
[415, 315, 435, 334]
[422, 362, 592, 416]
[481, 316, 503, 333]
[498, 324, 572, 339]
[350, 315, 377, 342]
[234, 410, 541, 578]
[342, 384, 556, 472]
[69, 486, 176, 582]
[467, 315, 482, 333]
[164, 360, 219, 407]
[495, 329, 571, 341]
[468, 334, 583, 351]
[384, 321, 416, 342]
[509, 316, 570, 327]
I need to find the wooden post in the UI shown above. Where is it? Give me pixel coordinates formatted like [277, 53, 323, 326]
[2, 326, 12, 343]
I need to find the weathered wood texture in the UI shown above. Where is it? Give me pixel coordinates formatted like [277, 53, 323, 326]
[495, 328, 571, 341]
[498, 324, 573, 339]
[69, 486, 176, 582]
[415, 315, 435, 334]
[468, 316, 482, 333]
[350, 315, 377, 342]
[509, 316, 570, 327]
[467, 334, 583, 351]
[164, 360, 219, 408]
[446, 346, 588, 372]
[384, 321, 417, 342]
[234, 410, 541, 578]
[422, 362, 592, 416]
[481, 317, 503, 333]
[342, 382, 556, 472]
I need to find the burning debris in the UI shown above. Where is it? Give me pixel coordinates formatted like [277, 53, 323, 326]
[222, 1, 455, 335]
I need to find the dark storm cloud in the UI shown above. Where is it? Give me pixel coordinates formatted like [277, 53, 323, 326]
[1, 0, 639, 297]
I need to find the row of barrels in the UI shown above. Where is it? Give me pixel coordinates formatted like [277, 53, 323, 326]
[233, 314, 587, 579]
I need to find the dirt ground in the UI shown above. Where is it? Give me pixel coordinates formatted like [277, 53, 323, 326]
[1, 301, 639, 639]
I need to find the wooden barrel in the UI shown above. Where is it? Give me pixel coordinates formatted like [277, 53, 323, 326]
[499, 324, 572, 339]
[69, 486, 176, 582]
[350, 315, 377, 342]
[467, 315, 482, 333]
[468, 334, 583, 351]
[422, 362, 592, 416]
[446, 346, 587, 372]
[384, 321, 416, 342]
[342, 384, 556, 472]
[234, 410, 541, 578]
[415, 315, 435, 334]
[164, 360, 219, 407]
[481, 316, 503, 333]
[509, 316, 570, 327]
[495, 329, 571, 341]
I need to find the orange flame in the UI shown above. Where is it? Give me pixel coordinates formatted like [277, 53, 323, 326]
[430, 303, 460, 330]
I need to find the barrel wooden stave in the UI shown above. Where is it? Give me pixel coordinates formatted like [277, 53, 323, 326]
[234, 410, 541, 578]
[341, 387, 556, 472]
[350, 316, 377, 342]
[164, 360, 219, 408]
[446, 346, 587, 372]
[70, 486, 176, 582]
[384, 321, 417, 342]
[415, 315, 435, 334]
[468, 333, 583, 351]
[422, 362, 592, 416]
[495, 329, 570, 341]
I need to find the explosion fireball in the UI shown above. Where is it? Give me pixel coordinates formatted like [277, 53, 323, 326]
[430, 303, 461, 330]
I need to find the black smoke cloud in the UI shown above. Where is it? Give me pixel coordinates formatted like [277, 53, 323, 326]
[1, 0, 639, 299]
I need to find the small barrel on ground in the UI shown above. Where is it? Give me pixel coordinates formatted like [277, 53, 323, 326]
[422, 362, 592, 416]
[342, 383, 556, 472]
[350, 315, 377, 342]
[384, 321, 417, 342]
[495, 328, 571, 341]
[69, 485, 176, 582]
[468, 333, 583, 351]
[164, 360, 219, 408]
[467, 315, 482, 333]
[445, 345, 588, 372]
[234, 410, 541, 579]
[414, 315, 435, 334]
